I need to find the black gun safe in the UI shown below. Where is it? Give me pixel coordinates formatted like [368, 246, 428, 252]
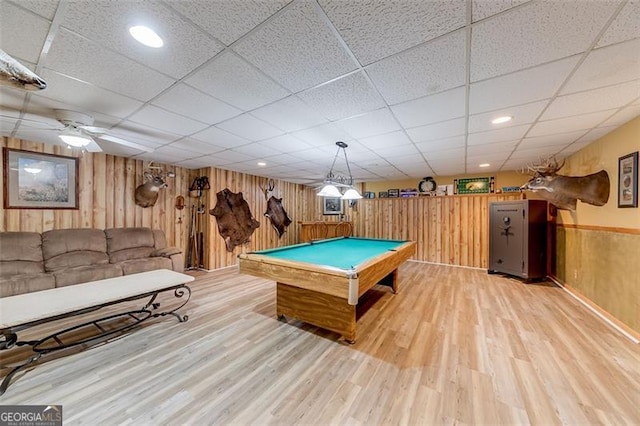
[488, 199, 548, 280]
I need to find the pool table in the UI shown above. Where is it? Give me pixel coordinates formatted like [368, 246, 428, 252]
[238, 237, 416, 343]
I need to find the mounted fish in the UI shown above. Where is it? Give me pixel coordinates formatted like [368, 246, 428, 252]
[210, 188, 260, 252]
[0, 49, 47, 91]
[520, 157, 610, 211]
[259, 179, 292, 238]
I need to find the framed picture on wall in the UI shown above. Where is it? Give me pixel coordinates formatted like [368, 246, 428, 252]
[3, 148, 79, 209]
[618, 151, 638, 208]
[323, 197, 343, 215]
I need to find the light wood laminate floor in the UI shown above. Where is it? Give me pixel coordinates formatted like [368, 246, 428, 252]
[1, 262, 639, 424]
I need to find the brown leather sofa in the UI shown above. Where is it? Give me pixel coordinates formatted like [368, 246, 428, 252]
[0, 227, 183, 297]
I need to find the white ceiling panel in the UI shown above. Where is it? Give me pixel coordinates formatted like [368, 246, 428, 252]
[372, 143, 421, 159]
[208, 149, 254, 164]
[0, 1, 50, 62]
[167, 0, 291, 45]
[297, 72, 385, 121]
[392, 86, 466, 128]
[573, 125, 618, 146]
[542, 80, 640, 120]
[425, 147, 466, 160]
[366, 31, 466, 105]
[152, 143, 201, 160]
[109, 121, 178, 148]
[230, 142, 282, 158]
[167, 138, 226, 155]
[562, 39, 640, 95]
[216, 114, 284, 141]
[518, 130, 588, 150]
[319, 0, 466, 65]
[600, 104, 640, 127]
[233, 1, 357, 92]
[259, 134, 312, 153]
[133, 151, 185, 164]
[175, 156, 220, 169]
[509, 145, 568, 160]
[250, 96, 327, 132]
[470, 1, 618, 81]
[128, 105, 209, 135]
[596, 0, 640, 48]
[335, 108, 402, 139]
[46, 29, 176, 101]
[189, 125, 250, 150]
[416, 135, 466, 152]
[472, 0, 530, 22]
[469, 56, 578, 113]
[467, 124, 530, 145]
[289, 123, 353, 146]
[61, 1, 224, 79]
[528, 109, 618, 137]
[34, 70, 143, 119]
[467, 140, 518, 156]
[406, 118, 466, 144]
[468, 100, 547, 133]
[358, 131, 412, 150]
[9, 0, 59, 20]
[152, 84, 241, 125]
[185, 51, 289, 111]
[0, 87, 27, 112]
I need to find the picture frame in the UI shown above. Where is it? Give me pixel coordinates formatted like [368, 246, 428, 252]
[378, 191, 388, 198]
[618, 151, 638, 208]
[323, 197, 343, 215]
[387, 188, 399, 198]
[455, 177, 493, 194]
[364, 191, 375, 199]
[3, 148, 79, 209]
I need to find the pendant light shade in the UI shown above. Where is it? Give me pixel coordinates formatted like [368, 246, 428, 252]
[317, 141, 362, 200]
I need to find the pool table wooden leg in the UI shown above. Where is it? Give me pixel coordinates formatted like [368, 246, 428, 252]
[391, 269, 399, 293]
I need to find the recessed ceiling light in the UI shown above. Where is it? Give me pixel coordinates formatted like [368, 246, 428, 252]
[257, 161, 266, 166]
[491, 116, 512, 124]
[479, 163, 490, 167]
[129, 25, 163, 48]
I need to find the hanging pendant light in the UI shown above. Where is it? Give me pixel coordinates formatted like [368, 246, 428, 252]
[317, 141, 363, 200]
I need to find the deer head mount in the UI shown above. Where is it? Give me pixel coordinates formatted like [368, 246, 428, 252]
[520, 157, 610, 211]
[259, 178, 275, 201]
[135, 169, 174, 208]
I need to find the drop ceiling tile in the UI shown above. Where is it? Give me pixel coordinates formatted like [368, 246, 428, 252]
[467, 140, 518, 156]
[190, 124, 251, 149]
[216, 113, 284, 141]
[432, 165, 467, 176]
[426, 147, 466, 160]
[366, 31, 466, 105]
[596, 0, 640, 48]
[11, 128, 61, 147]
[1, 2, 49, 63]
[392, 86, 466, 128]
[168, 138, 226, 155]
[510, 145, 565, 160]
[175, 157, 217, 169]
[259, 134, 312, 153]
[562, 39, 640, 95]
[469, 56, 578, 113]
[47, 29, 175, 101]
[153, 144, 201, 159]
[406, 118, 466, 143]
[128, 105, 209, 135]
[542, 80, 640, 120]
[262, 153, 309, 166]
[468, 100, 547, 133]
[335, 108, 401, 139]
[231, 142, 283, 158]
[358, 131, 412, 150]
[298, 72, 386, 121]
[210, 149, 254, 164]
[472, 0, 530, 22]
[290, 147, 337, 162]
[10, 0, 59, 20]
[33, 70, 143, 119]
[528, 109, 617, 137]
[152, 84, 241, 125]
[372, 143, 421, 159]
[501, 158, 534, 172]
[416, 135, 466, 152]
[518, 130, 588, 150]
[0, 87, 27, 112]
[319, 0, 466, 65]
[290, 122, 353, 146]
[468, 124, 530, 145]
[109, 121, 179, 148]
[250, 96, 328, 132]
[61, 1, 224, 79]
[185, 51, 289, 111]
[466, 163, 503, 174]
[233, 1, 357, 92]
[600, 104, 640, 127]
[167, 0, 290, 45]
[575, 125, 618, 145]
[470, 1, 617, 81]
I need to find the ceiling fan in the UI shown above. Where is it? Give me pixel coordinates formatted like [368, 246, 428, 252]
[0, 108, 153, 153]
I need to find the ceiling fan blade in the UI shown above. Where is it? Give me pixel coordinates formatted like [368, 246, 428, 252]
[97, 134, 153, 152]
[79, 125, 108, 134]
[85, 139, 103, 152]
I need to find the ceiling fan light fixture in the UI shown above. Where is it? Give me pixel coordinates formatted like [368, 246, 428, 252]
[58, 128, 93, 147]
[129, 25, 163, 48]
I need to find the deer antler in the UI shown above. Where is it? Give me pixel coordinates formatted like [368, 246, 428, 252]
[259, 178, 275, 200]
[526, 157, 565, 176]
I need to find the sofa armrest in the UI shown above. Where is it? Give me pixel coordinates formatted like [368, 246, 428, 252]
[151, 247, 182, 257]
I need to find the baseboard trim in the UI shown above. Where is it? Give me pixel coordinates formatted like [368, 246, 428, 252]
[548, 275, 639, 344]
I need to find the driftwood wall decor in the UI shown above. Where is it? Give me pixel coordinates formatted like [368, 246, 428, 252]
[210, 188, 260, 252]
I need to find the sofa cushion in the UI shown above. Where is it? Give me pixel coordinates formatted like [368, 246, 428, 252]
[0, 260, 46, 278]
[153, 229, 167, 249]
[0, 232, 44, 278]
[42, 229, 109, 272]
[118, 257, 172, 275]
[106, 227, 155, 252]
[0, 273, 55, 297]
[53, 264, 123, 288]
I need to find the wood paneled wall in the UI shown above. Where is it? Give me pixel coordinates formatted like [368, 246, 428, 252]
[1, 138, 191, 252]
